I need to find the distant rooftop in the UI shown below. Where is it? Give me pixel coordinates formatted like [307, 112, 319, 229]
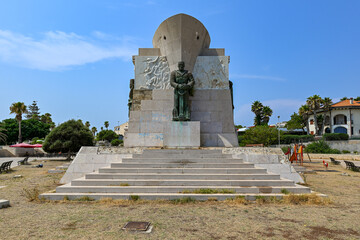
[332, 99, 360, 108]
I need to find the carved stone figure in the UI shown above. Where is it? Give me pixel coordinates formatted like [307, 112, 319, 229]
[128, 79, 134, 117]
[170, 61, 194, 121]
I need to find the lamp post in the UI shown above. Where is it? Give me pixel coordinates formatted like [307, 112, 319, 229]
[277, 116, 280, 147]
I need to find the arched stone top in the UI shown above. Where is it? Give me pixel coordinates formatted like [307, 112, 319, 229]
[152, 13, 211, 72]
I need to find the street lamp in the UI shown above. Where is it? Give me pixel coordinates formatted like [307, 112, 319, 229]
[277, 116, 280, 147]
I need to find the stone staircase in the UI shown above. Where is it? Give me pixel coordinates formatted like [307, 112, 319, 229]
[40, 149, 311, 201]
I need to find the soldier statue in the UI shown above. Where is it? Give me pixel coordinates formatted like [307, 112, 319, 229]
[170, 61, 195, 121]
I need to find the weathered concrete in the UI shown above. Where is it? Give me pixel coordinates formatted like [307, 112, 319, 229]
[326, 140, 360, 152]
[164, 121, 200, 147]
[0, 200, 10, 209]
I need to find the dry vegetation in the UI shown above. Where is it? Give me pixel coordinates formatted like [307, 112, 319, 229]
[0, 159, 360, 239]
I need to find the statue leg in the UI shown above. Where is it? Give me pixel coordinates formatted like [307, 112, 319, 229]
[173, 91, 179, 121]
[184, 93, 190, 121]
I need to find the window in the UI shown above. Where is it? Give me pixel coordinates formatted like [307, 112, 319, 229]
[310, 119, 314, 125]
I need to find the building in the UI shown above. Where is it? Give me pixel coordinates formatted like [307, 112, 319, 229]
[308, 98, 360, 137]
[114, 122, 128, 137]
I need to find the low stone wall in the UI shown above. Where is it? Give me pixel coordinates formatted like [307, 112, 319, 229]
[303, 153, 360, 161]
[1, 146, 34, 157]
[327, 140, 360, 152]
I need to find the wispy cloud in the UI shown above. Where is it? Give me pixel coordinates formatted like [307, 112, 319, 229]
[230, 74, 286, 82]
[0, 30, 137, 71]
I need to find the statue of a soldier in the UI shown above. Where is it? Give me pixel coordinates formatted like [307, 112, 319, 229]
[170, 61, 195, 121]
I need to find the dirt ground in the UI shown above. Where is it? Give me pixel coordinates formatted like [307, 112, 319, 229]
[0, 159, 359, 240]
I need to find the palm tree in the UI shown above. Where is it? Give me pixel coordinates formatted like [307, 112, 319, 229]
[320, 97, 333, 134]
[261, 106, 273, 125]
[306, 95, 323, 135]
[298, 104, 310, 134]
[104, 121, 109, 130]
[251, 101, 263, 126]
[101, 127, 104, 131]
[0, 122, 7, 143]
[85, 121, 90, 129]
[9, 102, 28, 143]
[91, 127, 97, 137]
[354, 96, 360, 101]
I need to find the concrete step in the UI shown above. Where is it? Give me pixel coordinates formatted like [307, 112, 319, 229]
[40, 192, 293, 201]
[99, 167, 267, 174]
[71, 178, 296, 187]
[85, 173, 280, 180]
[56, 184, 311, 194]
[132, 153, 233, 159]
[141, 149, 223, 154]
[111, 163, 255, 168]
[121, 158, 243, 164]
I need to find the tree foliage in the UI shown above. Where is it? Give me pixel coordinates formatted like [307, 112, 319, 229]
[286, 112, 305, 131]
[240, 126, 279, 146]
[96, 129, 118, 142]
[251, 101, 273, 126]
[1, 118, 51, 144]
[42, 119, 94, 153]
[26, 101, 40, 120]
[354, 96, 360, 101]
[9, 102, 28, 143]
[104, 121, 109, 129]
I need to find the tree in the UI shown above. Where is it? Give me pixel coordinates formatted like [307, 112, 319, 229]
[9, 102, 28, 143]
[91, 127, 97, 136]
[96, 130, 118, 142]
[285, 113, 305, 132]
[251, 101, 273, 126]
[85, 121, 90, 129]
[306, 95, 323, 135]
[241, 126, 279, 146]
[43, 119, 94, 153]
[40, 113, 55, 129]
[354, 96, 360, 101]
[0, 122, 7, 144]
[298, 104, 310, 134]
[26, 101, 40, 120]
[340, 97, 348, 101]
[101, 127, 104, 131]
[319, 97, 333, 134]
[104, 121, 109, 129]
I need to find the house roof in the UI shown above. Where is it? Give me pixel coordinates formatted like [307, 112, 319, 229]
[332, 99, 360, 108]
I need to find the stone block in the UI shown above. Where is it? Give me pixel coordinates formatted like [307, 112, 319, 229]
[140, 121, 165, 133]
[200, 134, 218, 147]
[210, 89, 231, 101]
[164, 121, 200, 147]
[0, 200, 10, 209]
[133, 90, 153, 100]
[129, 111, 140, 121]
[124, 132, 164, 147]
[151, 111, 172, 122]
[191, 112, 211, 122]
[217, 134, 239, 147]
[200, 48, 225, 56]
[152, 89, 173, 100]
[200, 122, 222, 133]
[190, 90, 211, 100]
[141, 100, 173, 111]
[127, 121, 140, 133]
[139, 48, 160, 56]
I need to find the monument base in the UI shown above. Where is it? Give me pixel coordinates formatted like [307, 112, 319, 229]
[164, 121, 200, 147]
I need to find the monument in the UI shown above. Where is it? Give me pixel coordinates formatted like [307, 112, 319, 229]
[40, 14, 310, 201]
[124, 13, 239, 147]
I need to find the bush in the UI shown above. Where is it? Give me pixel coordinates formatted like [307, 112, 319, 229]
[342, 150, 350, 154]
[111, 139, 123, 146]
[43, 119, 94, 153]
[304, 140, 341, 154]
[323, 133, 349, 141]
[240, 126, 279, 147]
[281, 135, 314, 144]
[96, 130, 118, 142]
[281, 146, 290, 154]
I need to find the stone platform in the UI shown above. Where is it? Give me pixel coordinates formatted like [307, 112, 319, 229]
[41, 148, 311, 201]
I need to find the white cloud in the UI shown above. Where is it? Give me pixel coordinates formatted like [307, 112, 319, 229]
[230, 74, 286, 82]
[0, 30, 137, 71]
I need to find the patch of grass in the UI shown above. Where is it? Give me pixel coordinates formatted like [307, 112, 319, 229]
[282, 193, 331, 205]
[21, 187, 40, 202]
[129, 195, 140, 201]
[74, 196, 95, 201]
[171, 197, 196, 204]
[181, 188, 235, 194]
[120, 183, 130, 186]
[281, 188, 290, 195]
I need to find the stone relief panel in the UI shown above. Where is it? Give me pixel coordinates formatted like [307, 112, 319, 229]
[134, 55, 230, 90]
[192, 56, 230, 89]
[134, 56, 171, 90]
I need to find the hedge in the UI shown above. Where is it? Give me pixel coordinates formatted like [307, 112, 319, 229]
[322, 133, 349, 141]
[281, 135, 314, 144]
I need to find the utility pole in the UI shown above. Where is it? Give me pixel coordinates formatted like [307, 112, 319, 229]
[278, 116, 281, 147]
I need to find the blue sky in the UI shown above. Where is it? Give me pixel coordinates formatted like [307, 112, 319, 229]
[1, 0, 359, 130]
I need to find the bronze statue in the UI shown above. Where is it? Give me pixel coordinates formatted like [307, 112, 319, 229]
[128, 79, 134, 117]
[170, 61, 194, 121]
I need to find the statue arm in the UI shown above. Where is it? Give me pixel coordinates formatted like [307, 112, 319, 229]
[187, 72, 195, 88]
[170, 71, 179, 89]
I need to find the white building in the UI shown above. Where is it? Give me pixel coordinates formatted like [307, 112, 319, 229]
[114, 122, 128, 136]
[308, 98, 360, 137]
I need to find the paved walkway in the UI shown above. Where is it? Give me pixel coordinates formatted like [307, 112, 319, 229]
[0, 157, 67, 169]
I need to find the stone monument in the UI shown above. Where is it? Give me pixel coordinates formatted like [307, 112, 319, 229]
[124, 13, 238, 147]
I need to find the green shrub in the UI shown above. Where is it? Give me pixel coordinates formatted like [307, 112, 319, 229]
[241, 126, 279, 147]
[304, 140, 341, 154]
[281, 135, 314, 144]
[342, 150, 350, 154]
[323, 133, 349, 141]
[111, 139, 123, 146]
[281, 146, 290, 154]
[96, 130, 118, 142]
[129, 195, 140, 201]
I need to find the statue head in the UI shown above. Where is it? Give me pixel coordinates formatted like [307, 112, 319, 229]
[178, 61, 185, 71]
[130, 79, 134, 89]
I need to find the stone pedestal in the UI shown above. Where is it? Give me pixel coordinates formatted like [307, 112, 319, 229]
[164, 121, 200, 147]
